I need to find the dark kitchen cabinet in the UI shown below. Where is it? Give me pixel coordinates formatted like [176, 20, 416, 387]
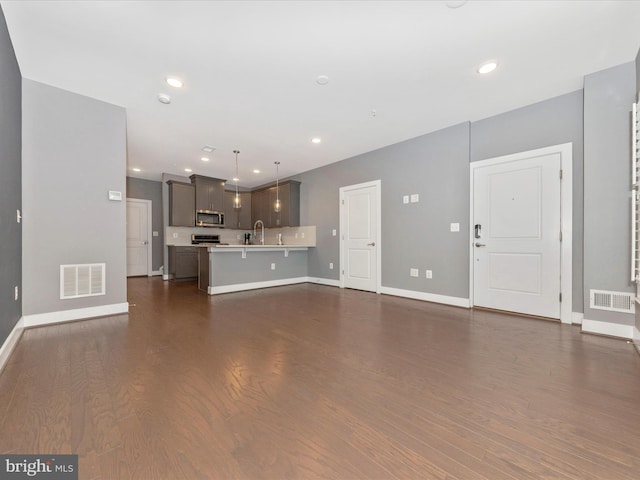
[168, 246, 199, 280]
[251, 180, 300, 227]
[224, 190, 252, 229]
[167, 180, 195, 227]
[190, 175, 225, 212]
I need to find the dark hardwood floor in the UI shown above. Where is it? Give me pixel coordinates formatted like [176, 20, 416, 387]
[1, 277, 639, 479]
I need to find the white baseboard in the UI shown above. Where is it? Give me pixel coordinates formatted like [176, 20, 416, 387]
[307, 277, 341, 288]
[379, 286, 470, 308]
[581, 318, 634, 340]
[23, 302, 129, 328]
[0, 317, 24, 374]
[572, 312, 584, 325]
[151, 270, 163, 277]
[162, 274, 173, 280]
[208, 277, 309, 295]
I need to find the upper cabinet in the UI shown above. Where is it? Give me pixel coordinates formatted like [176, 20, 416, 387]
[252, 180, 300, 227]
[224, 190, 252, 230]
[190, 174, 225, 212]
[167, 180, 195, 227]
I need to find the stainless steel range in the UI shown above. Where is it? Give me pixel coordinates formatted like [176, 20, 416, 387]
[191, 234, 220, 245]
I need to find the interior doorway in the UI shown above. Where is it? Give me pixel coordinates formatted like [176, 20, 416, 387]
[126, 198, 152, 277]
[340, 180, 381, 293]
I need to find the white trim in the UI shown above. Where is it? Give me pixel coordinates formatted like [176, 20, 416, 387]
[634, 326, 640, 342]
[572, 312, 584, 325]
[380, 286, 470, 308]
[22, 302, 129, 328]
[469, 142, 573, 324]
[162, 274, 172, 280]
[581, 318, 634, 339]
[127, 198, 153, 277]
[151, 270, 163, 276]
[339, 179, 382, 294]
[0, 317, 24, 374]
[208, 277, 309, 295]
[308, 277, 341, 288]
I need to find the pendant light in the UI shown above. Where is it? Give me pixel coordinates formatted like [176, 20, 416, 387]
[233, 150, 241, 209]
[274, 161, 281, 213]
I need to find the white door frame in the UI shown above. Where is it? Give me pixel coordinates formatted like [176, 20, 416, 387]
[469, 143, 573, 324]
[127, 198, 153, 277]
[339, 180, 382, 293]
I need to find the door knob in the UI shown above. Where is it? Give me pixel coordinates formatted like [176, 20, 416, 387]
[367, 242, 376, 247]
[475, 242, 486, 247]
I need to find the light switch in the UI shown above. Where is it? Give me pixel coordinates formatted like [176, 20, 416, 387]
[410, 268, 419, 277]
[403, 195, 409, 204]
[332, 229, 337, 236]
[329, 262, 334, 270]
[271, 263, 276, 270]
[410, 194, 419, 203]
[152, 231, 159, 237]
[450, 223, 460, 232]
[108, 190, 122, 201]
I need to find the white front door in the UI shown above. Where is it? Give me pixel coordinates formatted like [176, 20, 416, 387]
[126, 199, 151, 277]
[340, 181, 380, 293]
[472, 152, 561, 319]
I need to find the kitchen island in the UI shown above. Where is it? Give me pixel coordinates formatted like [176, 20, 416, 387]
[199, 244, 314, 295]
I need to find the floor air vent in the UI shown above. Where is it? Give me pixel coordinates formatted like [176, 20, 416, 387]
[60, 263, 106, 299]
[589, 289, 635, 314]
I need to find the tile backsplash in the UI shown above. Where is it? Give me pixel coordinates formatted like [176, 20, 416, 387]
[165, 225, 316, 246]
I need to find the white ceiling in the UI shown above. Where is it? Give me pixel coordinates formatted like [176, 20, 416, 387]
[3, 0, 640, 187]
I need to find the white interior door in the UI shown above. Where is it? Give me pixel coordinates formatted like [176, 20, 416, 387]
[473, 152, 561, 319]
[127, 199, 151, 277]
[341, 181, 380, 292]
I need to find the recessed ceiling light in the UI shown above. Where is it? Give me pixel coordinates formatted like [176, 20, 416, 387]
[202, 145, 215, 153]
[253, 169, 260, 174]
[201, 157, 209, 162]
[232, 177, 239, 182]
[132, 168, 141, 172]
[166, 77, 183, 88]
[478, 62, 498, 74]
[184, 168, 192, 173]
[311, 137, 322, 144]
[316, 75, 329, 86]
[157, 93, 171, 104]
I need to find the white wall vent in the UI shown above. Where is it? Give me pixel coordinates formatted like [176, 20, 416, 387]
[60, 263, 106, 299]
[589, 289, 635, 314]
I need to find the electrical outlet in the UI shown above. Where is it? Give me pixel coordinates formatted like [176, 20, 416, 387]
[14, 286, 19, 301]
[152, 231, 159, 237]
[450, 223, 460, 232]
[426, 270, 433, 279]
[271, 263, 276, 270]
[295, 233, 299, 239]
[172, 232, 178, 238]
[301, 232, 305, 238]
[332, 229, 336, 236]
[410, 268, 419, 277]
[410, 194, 419, 203]
[403, 195, 409, 204]
[329, 262, 334, 270]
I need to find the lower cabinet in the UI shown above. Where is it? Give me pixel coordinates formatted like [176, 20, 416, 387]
[168, 246, 199, 280]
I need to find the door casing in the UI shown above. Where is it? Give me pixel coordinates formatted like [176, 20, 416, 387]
[469, 143, 573, 324]
[339, 180, 382, 293]
[126, 198, 153, 277]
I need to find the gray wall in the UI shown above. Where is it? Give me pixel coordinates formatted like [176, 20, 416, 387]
[470, 90, 584, 313]
[583, 62, 636, 326]
[126, 176, 164, 272]
[298, 122, 471, 300]
[0, 5, 21, 345]
[22, 80, 127, 316]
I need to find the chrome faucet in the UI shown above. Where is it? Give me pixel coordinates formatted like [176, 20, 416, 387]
[253, 220, 265, 245]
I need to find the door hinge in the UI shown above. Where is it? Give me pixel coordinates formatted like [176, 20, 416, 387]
[559, 292, 562, 303]
[341, 199, 344, 205]
[559, 231, 563, 242]
[560, 169, 563, 180]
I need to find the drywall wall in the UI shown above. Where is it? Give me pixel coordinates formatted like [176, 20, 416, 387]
[470, 90, 584, 313]
[298, 122, 471, 300]
[583, 62, 636, 326]
[22, 79, 127, 316]
[0, 5, 21, 346]
[126, 176, 164, 272]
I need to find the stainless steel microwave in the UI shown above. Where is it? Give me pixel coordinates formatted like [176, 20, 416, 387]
[195, 210, 224, 227]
